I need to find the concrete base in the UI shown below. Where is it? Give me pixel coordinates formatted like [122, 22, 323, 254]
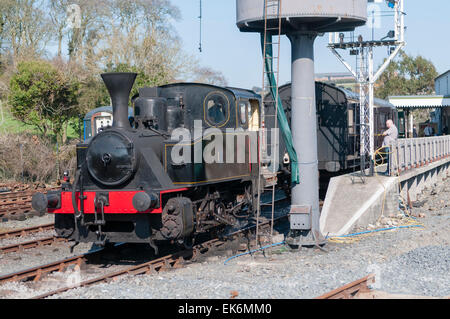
[320, 158, 450, 237]
[320, 170, 398, 237]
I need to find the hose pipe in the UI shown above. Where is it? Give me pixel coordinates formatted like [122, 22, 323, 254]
[72, 169, 82, 219]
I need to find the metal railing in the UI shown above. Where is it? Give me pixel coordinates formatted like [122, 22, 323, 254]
[388, 136, 450, 176]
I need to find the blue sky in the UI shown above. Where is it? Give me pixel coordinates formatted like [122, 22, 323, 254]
[172, 0, 450, 90]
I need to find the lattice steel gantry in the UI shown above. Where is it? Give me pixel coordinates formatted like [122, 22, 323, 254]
[328, 0, 406, 175]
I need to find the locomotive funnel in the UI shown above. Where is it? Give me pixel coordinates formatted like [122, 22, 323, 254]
[101, 72, 137, 129]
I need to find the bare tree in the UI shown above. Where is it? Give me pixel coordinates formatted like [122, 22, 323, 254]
[1, 0, 51, 64]
[98, 0, 188, 85]
[48, 0, 69, 58]
[0, 1, 11, 55]
[190, 66, 228, 87]
[65, 0, 110, 63]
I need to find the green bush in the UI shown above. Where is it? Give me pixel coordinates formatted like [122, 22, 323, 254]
[8, 60, 80, 141]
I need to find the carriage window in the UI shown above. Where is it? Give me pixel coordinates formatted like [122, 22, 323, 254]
[348, 109, 354, 134]
[205, 93, 229, 126]
[239, 101, 249, 125]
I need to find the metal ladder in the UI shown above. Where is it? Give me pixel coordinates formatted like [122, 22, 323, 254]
[256, 0, 283, 245]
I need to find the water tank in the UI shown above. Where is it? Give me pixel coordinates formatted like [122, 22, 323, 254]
[166, 105, 182, 133]
[236, 0, 367, 33]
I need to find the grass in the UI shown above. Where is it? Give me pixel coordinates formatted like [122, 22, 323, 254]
[0, 104, 40, 135]
[0, 103, 80, 140]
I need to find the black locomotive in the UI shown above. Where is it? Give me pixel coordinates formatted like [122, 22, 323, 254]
[32, 73, 397, 250]
[33, 73, 263, 250]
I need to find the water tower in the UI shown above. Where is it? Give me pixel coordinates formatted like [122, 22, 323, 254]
[236, 0, 367, 245]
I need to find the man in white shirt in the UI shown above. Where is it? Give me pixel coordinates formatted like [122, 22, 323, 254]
[382, 120, 398, 146]
[382, 119, 398, 175]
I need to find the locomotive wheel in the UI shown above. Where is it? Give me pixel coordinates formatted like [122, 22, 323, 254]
[181, 236, 194, 250]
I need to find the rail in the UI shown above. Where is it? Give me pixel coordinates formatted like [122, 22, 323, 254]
[388, 136, 450, 176]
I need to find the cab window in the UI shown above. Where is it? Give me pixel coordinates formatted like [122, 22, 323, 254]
[238, 100, 250, 125]
[205, 93, 229, 126]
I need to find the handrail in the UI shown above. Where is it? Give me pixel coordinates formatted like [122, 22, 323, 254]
[388, 136, 450, 176]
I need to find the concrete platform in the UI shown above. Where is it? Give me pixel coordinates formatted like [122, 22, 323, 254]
[320, 168, 398, 237]
[320, 158, 450, 237]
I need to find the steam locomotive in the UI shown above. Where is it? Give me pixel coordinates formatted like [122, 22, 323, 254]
[32, 72, 397, 251]
[32, 73, 263, 250]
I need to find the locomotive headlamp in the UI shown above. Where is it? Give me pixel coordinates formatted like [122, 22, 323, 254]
[63, 170, 70, 182]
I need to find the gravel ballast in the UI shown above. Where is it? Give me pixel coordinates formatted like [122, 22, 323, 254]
[0, 214, 54, 232]
[48, 179, 449, 299]
[1, 177, 449, 299]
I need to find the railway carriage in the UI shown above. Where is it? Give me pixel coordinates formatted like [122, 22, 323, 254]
[264, 82, 398, 174]
[83, 106, 134, 141]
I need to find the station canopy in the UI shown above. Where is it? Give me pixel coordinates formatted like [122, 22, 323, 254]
[389, 95, 450, 108]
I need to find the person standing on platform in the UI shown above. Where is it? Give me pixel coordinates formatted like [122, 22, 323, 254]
[382, 119, 398, 176]
[424, 124, 433, 137]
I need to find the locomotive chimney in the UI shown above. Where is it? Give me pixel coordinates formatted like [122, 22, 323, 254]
[101, 72, 137, 129]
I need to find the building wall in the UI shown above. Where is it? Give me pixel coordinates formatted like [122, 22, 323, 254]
[436, 72, 450, 95]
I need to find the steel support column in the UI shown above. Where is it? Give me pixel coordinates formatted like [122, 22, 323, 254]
[287, 32, 322, 244]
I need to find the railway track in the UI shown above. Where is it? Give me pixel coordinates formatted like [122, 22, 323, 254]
[32, 241, 218, 299]
[0, 211, 288, 299]
[0, 223, 55, 240]
[0, 248, 106, 284]
[316, 274, 375, 299]
[0, 191, 33, 206]
[0, 236, 66, 253]
[0, 190, 43, 221]
[0, 223, 58, 253]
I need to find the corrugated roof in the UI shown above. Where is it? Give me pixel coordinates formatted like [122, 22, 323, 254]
[274, 82, 395, 109]
[339, 87, 396, 109]
[84, 106, 133, 120]
[388, 95, 450, 108]
[436, 70, 450, 81]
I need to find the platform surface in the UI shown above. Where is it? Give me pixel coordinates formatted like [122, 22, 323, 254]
[320, 169, 398, 237]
